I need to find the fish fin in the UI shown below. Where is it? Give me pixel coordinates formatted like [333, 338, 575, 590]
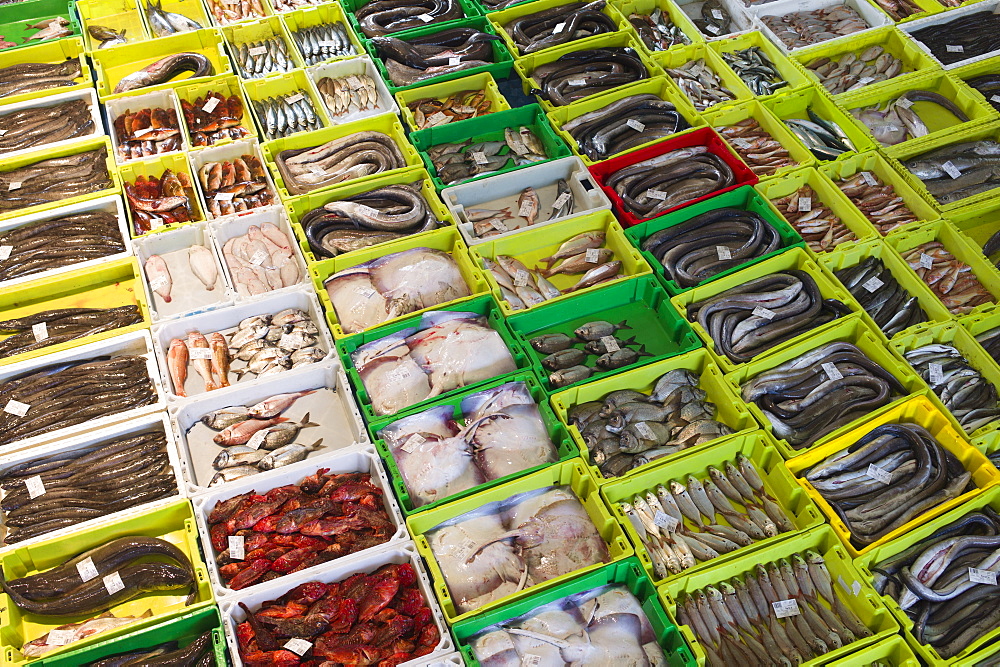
[299, 412, 319, 428]
[141, 609, 154, 618]
[617, 319, 631, 331]
[307, 438, 324, 451]
[638, 344, 652, 358]
[538, 256, 556, 271]
[625, 336, 638, 346]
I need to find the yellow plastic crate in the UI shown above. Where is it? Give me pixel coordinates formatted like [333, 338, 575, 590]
[395, 72, 511, 132]
[652, 41, 754, 111]
[77, 0, 151, 52]
[0, 38, 92, 109]
[117, 152, 206, 238]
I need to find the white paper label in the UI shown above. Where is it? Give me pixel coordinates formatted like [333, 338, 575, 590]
[717, 245, 732, 260]
[0, 246, 11, 261]
[519, 198, 535, 217]
[552, 192, 571, 209]
[229, 535, 245, 560]
[286, 93, 304, 104]
[0, 129, 7, 136]
[712, 8, 724, 18]
[705, 23, 721, 34]
[491, 218, 508, 232]
[521, 655, 541, 667]
[772, 599, 800, 618]
[250, 249, 269, 266]
[797, 196, 812, 212]
[601, 335, 620, 353]
[992, 95, 1000, 104]
[318, 40, 339, 47]
[3, 399, 29, 417]
[8, 181, 21, 191]
[132, 126, 156, 137]
[455, 537, 477, 561]
[188, 347, 213, 359]
[249, 45, 267, 56]
[753, 306, 776, 320]
[77, 557, 99, 582]
[472, 151, 489, 165]
[860, 171, 877, 186]
[45, 629, 76, 646]
[215, 192, 235, 201]
[150, 216, 164, 229]
[25, 475, 45, 499]
[203, 96, 221, 113]
[417, 13, 434, 21]
[853, 580, 862, 596]
[585, 248, 600, 263]
[32, 322, 48, 342]
[554, 22, 567, 33]
[646, 188, 667, 200]
[149, 275, 168, 291]
[400, 433, 426, 453]
[969, 567, 998, 585]
[428, 111, 450, 125]
[568, 78, 587, 86]
[885, 124, 901, 133]
[448, 56, 462, 66]
[946, 44, 964, 53]
[867, 463, 892, 484]
[929, 362, 944, 384]
[822, 362, 843, 381]
[284, 638, 312, 655]
[919, 252, 935, 269]
[653, 510, 679, 531]
[896, 97, 914, 109]
[103, 571, 124, 595]
[514, 269, 529, 287]
[635, 421, 656, 440]
[942, 161, 962, 179]
[862, 276, 884, 292]
[246, 429, 269, 450]
[626, 119, 646, 132]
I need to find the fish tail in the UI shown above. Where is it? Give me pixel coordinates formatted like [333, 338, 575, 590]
[299, 412, 319, 428]
[307, 438, 324, 451]
[538, 256, 556, 271]
[617, 319, 631, 330]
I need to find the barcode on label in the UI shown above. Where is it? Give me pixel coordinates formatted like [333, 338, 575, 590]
[229, 535, 245, 560]
[8, 182, 21, 191]
[46, 629, 76, 646]
[472, 151, 489, 165]
[867, 463, 892, 484]
[942, 161, 962, 178]
[552, 192, 571, 209]
[285, 93, 304, 104]
[284, 638, 312, 655]
[132, 126, 156, 137]
[0, 246, 11, 260]
[992, 95, 1000, 104]
[203, 96, 221, 113]
[250, 249, 269, 266]
[246, 429, 270, 450]
[653, 510, 679, 531]
[417, 13, 434, 21]
[929, 362, 944, 384]
[717, 245, 732, 260]
[635, 421, 656, 440]
[712, 8, 724, 18]
[400, 433, 426, 453]
[568, 78, 587, 86]
[862, 276, 884, 292]
[428, 111, 450, 125]
[822, 362, 843, 381]
[753, 306, 776, 320]
[149, 275, 168, 291]
[797, 196, 812, 212]
[860, 171, 877, 186]
[585, 248, 600, 263]
[772, 599, 799, 618]
[103, 571, 125, 595]
[4, 399, 29, 417]
[646, 189, 667, 200]
[215, 192, 235, 201]
[946, 44, 964, 52]
[32, 322, 48, 342]
[77, 557, 99, 582]
[25, 475, 45, 499]
[969, 567, 998, 585]
[626, 119, 646, 131]
[188, 347, 213, 359]
[601, 335, 620, 353]
[919, 253, 935, 269]
[514, 269, 530, 287]
[249, 45, 267, 56]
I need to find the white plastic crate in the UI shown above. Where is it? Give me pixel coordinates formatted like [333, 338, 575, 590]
[750, 0, 892, 54]
[104, 88, 191, 165]
[0, 88, 105, 161]
[306, 55, 399, 125]
[186, 138, 280, 221]
[675, 0, 755, 39]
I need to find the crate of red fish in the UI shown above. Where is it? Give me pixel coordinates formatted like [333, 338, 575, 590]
[192, 448, 407, 599]
[588, 126, 757, 227]
[221, 542, 453, 666]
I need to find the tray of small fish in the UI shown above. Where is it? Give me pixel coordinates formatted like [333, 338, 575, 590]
[281, 3, 361, 64]
[490, 0, 627, 57]
[624, 0, 700, 52]
[219, 541, 453, 666]
[212, 206, 307, 301]
[902, 0, 1000, 70]
[242, 70, 327, 142]
[306, 55, 397, 125]
[660, 525, 899, 666]
[105, 87, 188, 164]
[0, 0, 78, 52]
[894, 129, 1000, 209]
[397, 72, 509, 132]
[0, 88, 102, 160]
[710, 32, 811, 99]
[192, 447, 407, 597]
[220, 17, 300, 82]
[787, 395, 998, 556]
[671, 0, 752, 40]
[0, 258, 147, 366]
[602, 430, 823, 584]
[549, 347, 752, 480]
[188, 138, 278, 218]
[750, 0, 890, 54]
[77, 0, 149, 52]
[705, 100, 816, 179]
[175, 360, 367, 492]
[588, 125, 755, 226]
[0, 499, 213, 664]
[764, 88, 873, 162]
[0, 38, 91, 108]
[140, 0, 209, 37]
[154, 293, 331, 399]
[406, 458, 631, 624]
[0, 412, 184, 549]
[120, 154, 205, 235]
[658, 43, 752, 111]
[442, 156, 611, 244]
[456, 557, 693, 666]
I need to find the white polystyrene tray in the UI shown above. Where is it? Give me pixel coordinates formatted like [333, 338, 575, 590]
[171, 359, 369, 494]
[306, 55, 399, 125]
[675, 0, 755, 39]
[104, 88, 191, 165]
[132, 221, 235, 322]
[151, 287, 334, 400]
[193, 447, 409, 600]
[750, 0, 892, 54]
[0, 88, 105, 161]
[900, 0, 1000, 70]
[209, 204, 309, 301]
[187, 138, 280, 221]
[411, 653, 464, 666]
[0, 329, 166, 456]
[441, 156, 612, 246]
[0, 195, 132, 290]
[0, 412, 186, 554]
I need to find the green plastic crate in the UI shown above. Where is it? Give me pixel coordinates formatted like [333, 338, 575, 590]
[0, 0, 78, 52]
[395, 71, 511, 132]
[343, 0, 482, 40]
[762, 85, 878, 163]
[453, 557, 696, 666]
[549, 347, 756, 483]
[369, 370, 579, 516]
[626, 185, 805, 296]
[488, 0, 631, 58]
[824, 636, 921, 667]
[410, 103, 571, 191]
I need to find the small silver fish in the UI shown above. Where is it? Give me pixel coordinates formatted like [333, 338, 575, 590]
[213, 446, 267, 470]
[202, 406, 251, 430]
[258, 439, 324, 470]
[209, 465, 258, 486]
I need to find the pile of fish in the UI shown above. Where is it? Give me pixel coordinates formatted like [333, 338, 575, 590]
[407, 89, 492, 129]
[252, 90, 322, 140]
[901, 241, 993, 314]
[426, 126, 548, 186]
[852, 90, 969, 146]
[290, 22, 356, 65]
[315, 73, 380, 118]
[687, 270, 850, 364]
[202, 390, 321, 487]
[619, 453, 793, 578]
[742, 342, 904, 448]
[379, 381, 558, 507]
[977, 326, 1000, 367]
[642, 208, 783, 288]
[834, 170, 920, 235]
[166, 308, 323, 396]
[534, 320, 651, 388]
[504, 0, 616, 55]
[760, 5, 869, 50]
[372, 28, 501, 86]
[871, 0, 923, 21]
[87, 631, 214, 665]
[301, 180, 440, 258]
[352, 310, 518, 416]
[466, 180, 574, 239]
[0, 354, 156, 448]
[87, 24, 127, 49]
[531, 47, 649, 107]
[665, 59, 737, 111]
[909, 11, 1000, 66]
[142, 0, 202, 36]
[471, 584, 667, 664]
[274, 131, 407, 195]
[835, 257, 927, 337]
[273, 0, 324, 10]
[870, 507, 1000, 659]
[0, 209, 125, 282]
[902, 140, 1000, 205]
[0, 146, 113, 215]
[11, 18, 72, 47]
[207, 469, 396, 590]
[25, 612, 156, 659]
[904, 344, 1000, 433]
[604, 145, 735, 219]
[428, 486, 610, 613]
[673, 550, 873, 665]
[221, 222, 301, 297]
[144, 246, 217, 305]
[180, 91, 251, 147]
[205, 0, 266, 24]
[561, 93, 691, 161]
[0, 429, 175, 545]
[0, 306, 143, 359]
[804, 47, 905, 96]
[716, 118, 797, 176]
[721, 46, 788, 97]
[198, 154, 275, 216]
[783, 109, 858, 160]
[0, 98, 94, 156]
[113, 105, 182, 159]
[630, 8, 690, 51]
[0, 60, 82, 99]
[113, 53, 215, 95]
[325, 246, 471, 333]
[568, 368, 733, 477]
[967, 74, 1000, 113]
[355, 0, 463, 36]
[233, 37, 294, 79]
[692, 0, 736, 37]
[804, 423, 975, 547]
[232, 561, 441, 664]
[125, 170, 197, 233]
[771, 185, 855, 252]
